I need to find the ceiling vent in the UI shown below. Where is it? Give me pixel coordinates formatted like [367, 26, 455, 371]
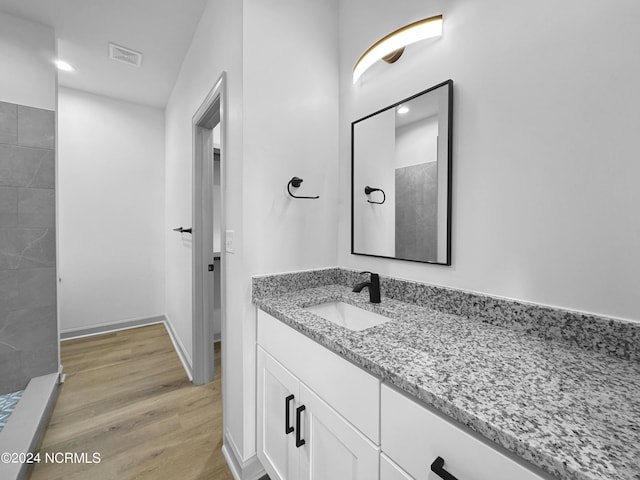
[108, 43, 143, 67]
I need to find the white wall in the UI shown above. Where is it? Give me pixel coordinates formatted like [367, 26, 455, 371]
[58, 87, 165, 332]
[243, 0, 340, 276]
[338, 0, 640, 322]
[0, 11, 56, 110]
[163, 0, 246, 463]
[353, 109, 395, 256]
[395, 116, 437, 169]
[242, 0, 339, 461]
[164, 0, 339, 469]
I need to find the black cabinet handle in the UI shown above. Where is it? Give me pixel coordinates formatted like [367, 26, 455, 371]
[431, 456, 458, 480]
[285, 395, 295, 435]
[295, 405, 306, 448]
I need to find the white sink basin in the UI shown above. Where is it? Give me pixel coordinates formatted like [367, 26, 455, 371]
[305, 302, 390, 331]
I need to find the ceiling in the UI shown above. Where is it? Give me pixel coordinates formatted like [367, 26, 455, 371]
[395, 87, 440, 129]
[0, 0, 208, 108]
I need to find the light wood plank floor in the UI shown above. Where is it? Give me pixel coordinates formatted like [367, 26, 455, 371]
[30, 324, 234, 480]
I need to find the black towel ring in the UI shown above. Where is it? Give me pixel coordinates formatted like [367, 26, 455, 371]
[288, 177, 319, 199]
[364, 186, 386, 204]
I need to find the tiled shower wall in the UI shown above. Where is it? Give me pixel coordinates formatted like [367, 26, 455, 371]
[0, 101, 58, 394]
[395, 162, 438, 262]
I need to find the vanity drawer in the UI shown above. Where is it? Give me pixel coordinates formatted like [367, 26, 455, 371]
[381, 384, 545, 480]
[257, 309, 380, 444]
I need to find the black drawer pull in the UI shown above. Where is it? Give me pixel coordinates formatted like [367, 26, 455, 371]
[431, 456, 458, 480]
[285, 395, 295, 434]
[295, 405, 306, 448]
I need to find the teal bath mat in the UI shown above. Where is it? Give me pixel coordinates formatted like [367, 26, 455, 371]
[0, 390, 23, 432]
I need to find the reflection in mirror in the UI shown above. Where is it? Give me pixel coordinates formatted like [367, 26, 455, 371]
[351, 80, 452, 264]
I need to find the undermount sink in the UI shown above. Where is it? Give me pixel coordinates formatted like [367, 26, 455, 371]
[305, 301, 390, 331]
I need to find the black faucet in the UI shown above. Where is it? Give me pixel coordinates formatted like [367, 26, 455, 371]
[352, 271, 381, 303]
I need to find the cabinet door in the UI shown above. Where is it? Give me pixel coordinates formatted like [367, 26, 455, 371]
[258, 310, 380, 443]
[257, 347, 300, 480]
[381, 453, 414, 480]
[298, 383, 379, 480]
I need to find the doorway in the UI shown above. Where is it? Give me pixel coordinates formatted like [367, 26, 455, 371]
[192, 73, 227, 386]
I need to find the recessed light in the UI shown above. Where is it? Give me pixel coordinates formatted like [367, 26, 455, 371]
[55, 60, 75, 72]
[397, 106, 410, 115]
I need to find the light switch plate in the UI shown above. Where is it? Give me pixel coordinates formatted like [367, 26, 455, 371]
[225, 230, 235, 254]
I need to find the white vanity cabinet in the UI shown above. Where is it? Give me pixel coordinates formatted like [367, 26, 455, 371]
[380, 384, 546, 480]
[257, 309, 548, 480]
[257, 348, 379, 480]
[380, 453, 415, 480]
[257, 348, 299, 480]
[297, 378, 379, 480]
[257, 310, 380, 480]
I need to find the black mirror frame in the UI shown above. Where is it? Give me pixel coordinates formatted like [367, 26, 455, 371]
[350, 79, 453, 266]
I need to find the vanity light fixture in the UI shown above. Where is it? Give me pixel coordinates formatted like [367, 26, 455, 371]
[54, 59, 75, 72]
[353, 15, 443, 84]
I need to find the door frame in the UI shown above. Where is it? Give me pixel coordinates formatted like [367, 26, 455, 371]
[192, 72, 227, 385]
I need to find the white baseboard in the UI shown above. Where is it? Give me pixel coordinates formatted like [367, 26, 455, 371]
[222, 444, 242, 480]
[225, 427, 244, 470]
[222, 431, 266, 480]
[242, 456, 266, 480]
[60, 315, 165, 340]
[59, 314, 194, 383]
[163, 315, 193, 381]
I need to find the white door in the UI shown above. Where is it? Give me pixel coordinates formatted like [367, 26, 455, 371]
[298, 383, 379, 480]
[257, 347, 300, 480]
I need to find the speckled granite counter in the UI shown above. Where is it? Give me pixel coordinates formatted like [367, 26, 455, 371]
[253, 270, 640, 480]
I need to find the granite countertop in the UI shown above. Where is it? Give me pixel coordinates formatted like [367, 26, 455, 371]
[254, 284, 640, 480]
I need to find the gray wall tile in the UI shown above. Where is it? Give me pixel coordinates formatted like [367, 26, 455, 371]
[0, 305, 57, 353]
[20, 344, 58, 380]
[18, 188, 55, 227]
[0, 268, 56, 312]
[0, 349, 26, 395]
[0, 343, 16, 355]
[0, 144, 55, 188]
[29, 149, 55, 188]
[0, 228, 55, 270]
[395, 162, 438, 262]
[0, 188, 18, 226]
[0, 102, 18, 145]
[0, 102, 57, 394]
[17, 106, 54, 149]
[0, 306, 57, 393]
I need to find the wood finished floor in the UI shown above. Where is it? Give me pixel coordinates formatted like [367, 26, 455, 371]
[30, 324, 234, 480]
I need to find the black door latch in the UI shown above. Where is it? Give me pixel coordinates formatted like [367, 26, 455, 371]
[208, 264, 214, 272]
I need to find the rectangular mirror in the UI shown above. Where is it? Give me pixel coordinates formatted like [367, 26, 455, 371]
[351, 80, 452, 265]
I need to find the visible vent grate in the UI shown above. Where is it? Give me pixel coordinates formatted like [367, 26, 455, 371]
[108, 43, 143, 67]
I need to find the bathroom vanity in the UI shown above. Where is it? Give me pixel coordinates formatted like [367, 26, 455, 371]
[257, 310, 544, 480]
[253, 269, 640, 480]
